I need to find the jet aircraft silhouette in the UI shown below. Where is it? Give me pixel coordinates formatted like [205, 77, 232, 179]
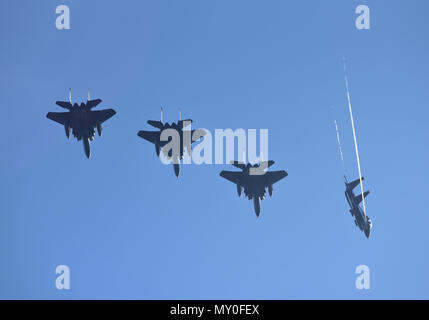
[46, 89, 116, 158]
[220, 160, 288, 217]
[137, 108, 205, 177]
[344, 176, 372, 238]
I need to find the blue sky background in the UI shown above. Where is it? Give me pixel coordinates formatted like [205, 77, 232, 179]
[1, 0, 428, 299]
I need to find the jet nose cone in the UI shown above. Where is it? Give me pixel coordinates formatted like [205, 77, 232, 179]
[173, 164, 180, 177]
[253, 197, 261, 217]
[83, 138, 91, 159]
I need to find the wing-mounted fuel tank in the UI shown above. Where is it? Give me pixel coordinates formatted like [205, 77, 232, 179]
[236, 184, 242, 197]
[268, 184, 273, 197]
[96, 123, 102, 137]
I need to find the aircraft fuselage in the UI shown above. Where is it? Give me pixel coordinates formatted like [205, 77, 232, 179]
[138, 119, 204, 177]
[241, 174, 268, 200]
[68, 103, 95, 141]
[345, 186, 371, 238]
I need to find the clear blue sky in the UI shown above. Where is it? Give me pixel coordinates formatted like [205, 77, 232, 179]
[1, 0, 428, 299]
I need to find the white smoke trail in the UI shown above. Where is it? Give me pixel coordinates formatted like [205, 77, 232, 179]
[343, 57, 367, 219]
[334, 119, 345, 174]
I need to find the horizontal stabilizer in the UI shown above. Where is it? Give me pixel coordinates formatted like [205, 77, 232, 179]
[354, 190, 369, 204]
[347, 177, 364, 190]
[147, 120, 164, 129]
[55, 101, 72, 110]
[87, 99, 102, 109]
[257, 160, 275, 169]
[230, 161, 246, 170]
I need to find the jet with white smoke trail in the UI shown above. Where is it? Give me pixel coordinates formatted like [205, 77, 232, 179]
[336, 58, 373, 238]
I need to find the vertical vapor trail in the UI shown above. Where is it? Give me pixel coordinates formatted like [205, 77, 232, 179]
[343, 58, 367, 219]
[334, 119, 345, 174]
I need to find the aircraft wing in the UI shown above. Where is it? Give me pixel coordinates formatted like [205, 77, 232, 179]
[90, 109, 116, 125]
[137, 130, 160, 144]
[46, 112, 69, 125]
[219, 171, 242, 184]
[265, 170, 288, 185]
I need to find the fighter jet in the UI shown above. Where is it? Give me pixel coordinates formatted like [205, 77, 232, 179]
[344, 176, 372, 238]
[46, 89, 116, 158]
[137, 108, 205, 177]
[219, 160, 288, 217]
